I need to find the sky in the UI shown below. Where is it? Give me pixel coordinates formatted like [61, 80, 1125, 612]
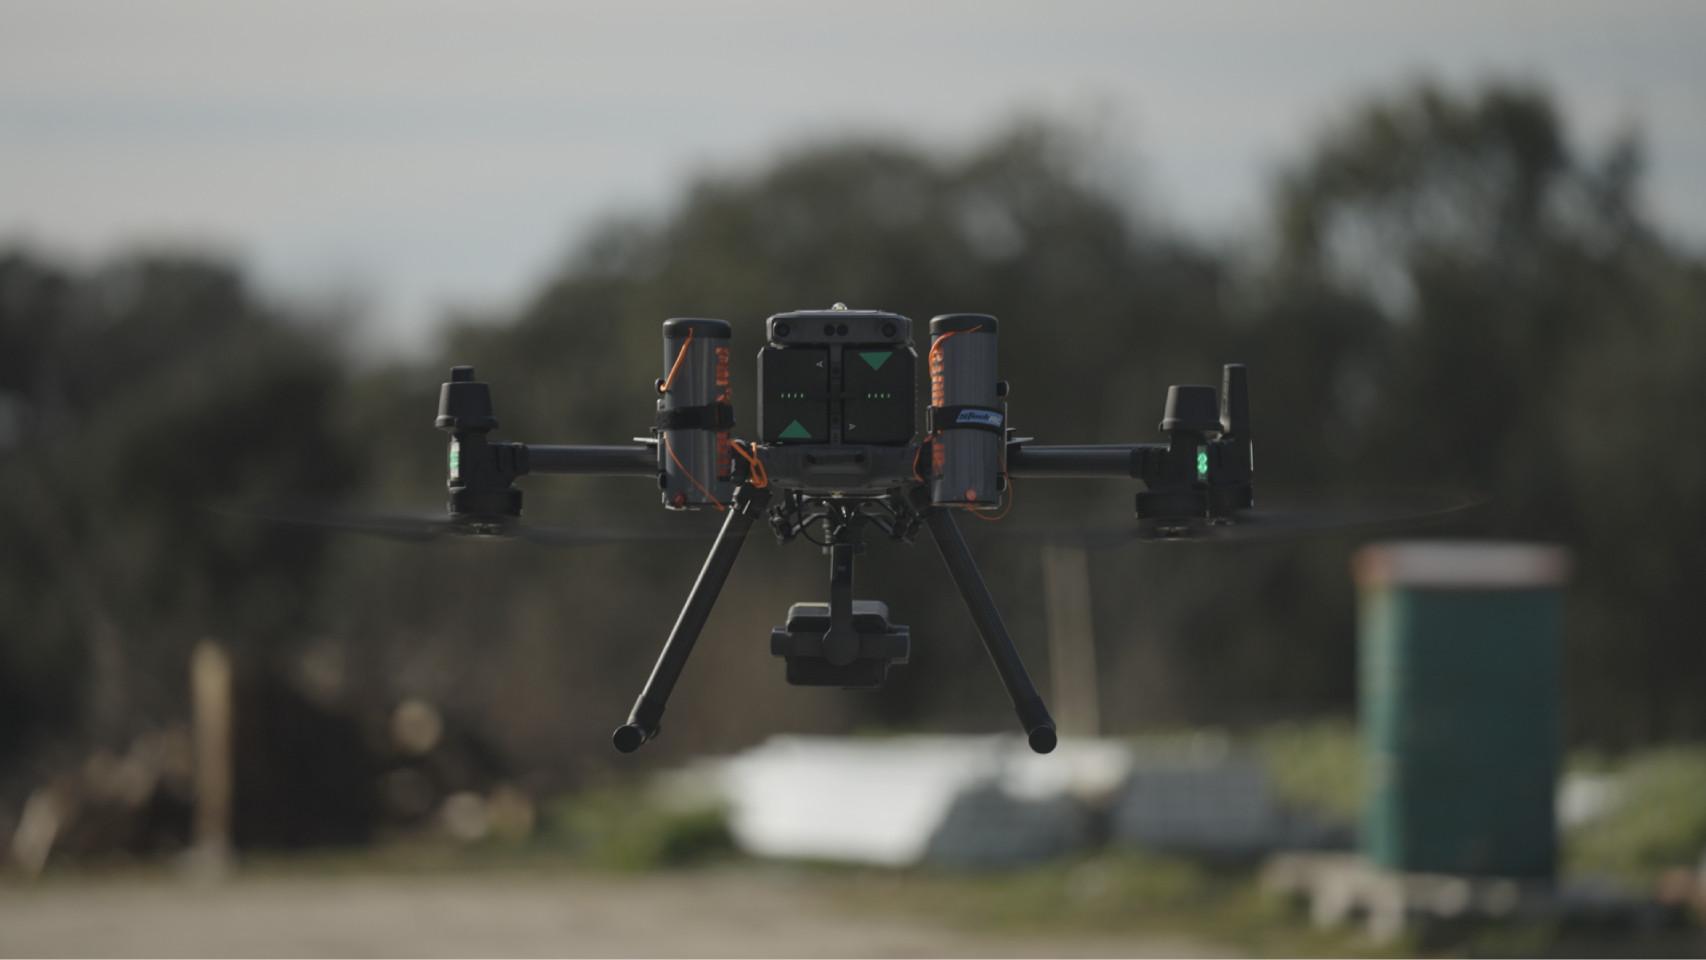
[3, 0, 1703, 355]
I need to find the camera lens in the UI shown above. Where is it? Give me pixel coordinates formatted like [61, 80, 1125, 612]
[882, 322, 896, 338]
[824, 322, 836, 336]
[836, 323, 849, 336]
[774, 322, 790, 338]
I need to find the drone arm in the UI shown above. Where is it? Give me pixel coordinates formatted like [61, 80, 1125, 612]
[925, 505, 1058, 754]
[521, 443, 658, 477]
[1004, 442, 1167, 480]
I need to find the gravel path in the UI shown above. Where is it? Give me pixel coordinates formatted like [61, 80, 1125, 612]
[0, 866, 1232, 958]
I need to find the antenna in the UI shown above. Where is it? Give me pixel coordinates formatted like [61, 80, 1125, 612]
[1220, 363, 1250, 439]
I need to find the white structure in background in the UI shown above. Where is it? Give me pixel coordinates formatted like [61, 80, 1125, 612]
[1109, 736, 1344, 857]
[707, 733, 1650, 870]
[717, 735, 1131, 867]
[1556, 772, 1622, 829]
[709, 731, 1355, 868]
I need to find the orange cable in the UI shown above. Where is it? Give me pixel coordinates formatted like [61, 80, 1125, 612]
[927, 328, 963, 408]
[730, 439, 769, 489]
[659, 327, 695, 395]
[964, 472, 1013, 521]
[921, 330, 963, 485]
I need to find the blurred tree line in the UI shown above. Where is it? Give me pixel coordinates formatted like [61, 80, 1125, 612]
[3, 81, 1703, 793]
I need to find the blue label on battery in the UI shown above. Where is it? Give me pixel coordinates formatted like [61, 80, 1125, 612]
[957, 409, 1004, 427]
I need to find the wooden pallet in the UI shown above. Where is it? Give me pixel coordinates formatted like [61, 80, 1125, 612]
[1261, 852, 1674, 944]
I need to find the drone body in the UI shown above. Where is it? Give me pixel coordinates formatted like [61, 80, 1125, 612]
[432, 305, 1258, 755]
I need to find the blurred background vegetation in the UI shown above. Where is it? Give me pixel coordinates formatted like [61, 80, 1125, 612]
[3, 78, 1704, 816]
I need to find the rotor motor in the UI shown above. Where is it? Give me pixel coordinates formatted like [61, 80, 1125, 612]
[1133, 365, 1255, 526]
[435, 365, 522, 524]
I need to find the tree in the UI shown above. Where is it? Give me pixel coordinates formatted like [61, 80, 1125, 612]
[1263, 81, 1706, 743]
[0, 251, 357, 763]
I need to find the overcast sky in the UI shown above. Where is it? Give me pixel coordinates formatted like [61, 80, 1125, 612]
[4, 0, 1703, 354]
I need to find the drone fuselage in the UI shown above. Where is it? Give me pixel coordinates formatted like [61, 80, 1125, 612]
[745, 308, 926, 497]
[433, 306, 1255, 754]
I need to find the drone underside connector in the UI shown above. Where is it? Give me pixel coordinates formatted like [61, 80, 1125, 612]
[765, 497, 914, 688]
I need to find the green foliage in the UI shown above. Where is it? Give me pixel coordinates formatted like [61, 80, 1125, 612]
[1568, 746, 1706, 884]
[1254, 719, 1364, 821]
[541, 787, 735, 871]
[1244, 722, 1706, 886]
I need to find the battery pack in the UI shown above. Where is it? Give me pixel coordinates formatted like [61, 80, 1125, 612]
[927, 314, 1003, 507]
[658, 317, 734, 509]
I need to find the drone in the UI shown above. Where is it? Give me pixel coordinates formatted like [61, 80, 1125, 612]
[267, 305, 1467, 755]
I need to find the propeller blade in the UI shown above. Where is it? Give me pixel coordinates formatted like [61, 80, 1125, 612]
[209, 504, 715, 547]
[1145, 489, 1486, 543]
[1001, 488, 1487, 547]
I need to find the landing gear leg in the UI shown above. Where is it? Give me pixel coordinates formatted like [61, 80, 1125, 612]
[924, 506, 1058, 754]
[612, 484, 770, 752]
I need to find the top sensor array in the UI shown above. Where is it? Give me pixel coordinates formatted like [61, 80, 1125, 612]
[760, 308, 916, 446]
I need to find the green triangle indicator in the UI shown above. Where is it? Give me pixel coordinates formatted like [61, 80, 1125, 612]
[778, 419, 813, 440]
[858, 350, 892, 371]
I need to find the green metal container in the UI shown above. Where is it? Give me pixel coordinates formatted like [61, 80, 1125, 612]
[1355, 541, 1570, 878]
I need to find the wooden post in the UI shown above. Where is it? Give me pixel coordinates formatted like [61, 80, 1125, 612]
[190, 639, 234, 872]
[1041, 544, 1100, 737]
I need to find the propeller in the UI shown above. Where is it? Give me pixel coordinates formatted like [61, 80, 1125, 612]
[210, 503, 717, 547]
[1003, 488, 1487, 547]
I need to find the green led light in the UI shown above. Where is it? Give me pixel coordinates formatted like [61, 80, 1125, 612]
[1196, 446, 1209, 480]
[449, 442, 460, 478]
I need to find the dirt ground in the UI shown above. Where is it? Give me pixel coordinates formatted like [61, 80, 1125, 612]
[0, 865, 1235, 958]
